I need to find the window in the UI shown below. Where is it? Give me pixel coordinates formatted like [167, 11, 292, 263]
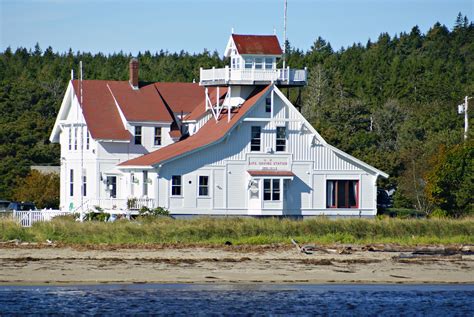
[86, 130, 90, 150]
[265, 96, 271, 113]
[80, 127, 83, 150]
[250, 126, 261, 151]
[263, 179, 280, 201]
[276, 127, 286, 152]
[154, 127, 162, 146]
[171, 175, 182, 196]
[68, 127, 72, 150]
[69, 169, 74, 197]
[245, 57, 253, 69]
[265, 58, 273, 70]
[143, 171, 148, 196]
[255, 58, 263, 69]
[199, 176, 209, 196]
[232, 57, 240, 69]
[106, 176, 117, 198]
[82, 172, 87, 197]
[134, 126, 142, 145]
[327, 180, 359, 208]
[74, 127, 78, 150]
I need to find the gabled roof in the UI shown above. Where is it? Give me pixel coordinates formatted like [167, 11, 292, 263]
[67, 80, 208, 141]
[154, 82, 206, 114]
[119, 85, 271, 167]
[184, 87, 228, 121]
[72, 80, 130, 141]
[230, 34, 283, 56]
[107, 81, 173, 122]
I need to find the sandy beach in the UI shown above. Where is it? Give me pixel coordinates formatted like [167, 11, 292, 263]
[0, 244, 472, 285]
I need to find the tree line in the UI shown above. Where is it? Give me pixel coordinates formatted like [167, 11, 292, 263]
[0, 13, 472, 215]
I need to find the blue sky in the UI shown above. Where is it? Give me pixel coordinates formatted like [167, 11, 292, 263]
[0, 0, 472, 55]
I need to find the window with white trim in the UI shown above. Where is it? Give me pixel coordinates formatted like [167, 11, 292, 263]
[134, 126, 142, 145]
[265, 58, 273, 70]
[171, 175, 182, 196]
[69, 169, 74, 197]
[263, 179, 280, 201]
[154, 127, 162, 146]
[68, 127, 72, 150]
[245, 57, 253, 69]
[86, 130, 90, 150]
[255, 57, 263, 69]
[82, 171, 87, 197]
[265, 96, 271, 113]
[74, 127, 78, 150]
[276, 127, 286, 152]
[327, 180, 359, 208]
[198, 176, 209, 196]
[250, 126, 261, 152]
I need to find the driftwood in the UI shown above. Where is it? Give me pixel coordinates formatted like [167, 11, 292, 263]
[290, 239, 333, 255]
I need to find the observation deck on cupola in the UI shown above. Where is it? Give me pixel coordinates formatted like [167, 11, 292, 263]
[199, 34, 307, 87]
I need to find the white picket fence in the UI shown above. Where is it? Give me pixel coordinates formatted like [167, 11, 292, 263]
[12, 209, 70, 227]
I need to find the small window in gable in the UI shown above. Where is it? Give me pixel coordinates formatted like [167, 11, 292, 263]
[134, 126, 142, 145]
[265, 97, 271, 113]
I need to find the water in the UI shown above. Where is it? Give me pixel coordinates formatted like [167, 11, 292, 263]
[0, 284, 472, 316]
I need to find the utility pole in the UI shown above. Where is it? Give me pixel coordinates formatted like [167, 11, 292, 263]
[458, 96, 472, 141]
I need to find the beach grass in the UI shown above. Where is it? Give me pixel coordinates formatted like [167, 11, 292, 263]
[1, 216, 473, 245]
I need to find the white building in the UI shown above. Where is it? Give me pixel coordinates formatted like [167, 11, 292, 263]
[50, 34, 388, 217]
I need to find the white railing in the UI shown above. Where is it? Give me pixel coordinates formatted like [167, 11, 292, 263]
[200, 66, 307, 84]
[12, 209, 69, 227]
[87, 198, 155, 211]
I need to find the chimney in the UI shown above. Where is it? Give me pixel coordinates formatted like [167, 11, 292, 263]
[129, 58, 139, 90]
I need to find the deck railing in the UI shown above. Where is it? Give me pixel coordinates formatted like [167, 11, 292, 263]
[200, 66, 307, 85]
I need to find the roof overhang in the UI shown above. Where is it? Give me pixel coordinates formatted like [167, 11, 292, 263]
[248, 170, 294, 179]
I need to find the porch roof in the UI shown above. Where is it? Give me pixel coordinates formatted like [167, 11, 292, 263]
[247, 170, 294, 177]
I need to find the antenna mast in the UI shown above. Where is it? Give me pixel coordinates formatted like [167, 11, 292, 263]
[283, 0, 287, 70]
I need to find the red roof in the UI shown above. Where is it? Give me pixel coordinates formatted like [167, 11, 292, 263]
[247, 170, 294, 177]
[119, 85, 271, 167]
[72, 80, 208, 141]
[72, 80, 130, 141]
[107, 81, 173, 122]
[184, 87, 228, 121]
[232, 34, 282, 55]
[155, 82, 206, 114]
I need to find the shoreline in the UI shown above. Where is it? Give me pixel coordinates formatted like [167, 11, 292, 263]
[0, 244, 472, 286]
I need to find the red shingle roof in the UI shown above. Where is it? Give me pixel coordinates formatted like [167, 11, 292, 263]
[119, 85, 271, 167]
[154, 82, 206, 114]
[184, 87, 228, 121]
[107, 81, 173, 122]
[232, 34, 282, 55]
[72, 80, 208, 141]
[72, 80, 130, 141]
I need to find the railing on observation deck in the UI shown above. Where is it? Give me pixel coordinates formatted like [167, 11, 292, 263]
[200, 66, 307, 85]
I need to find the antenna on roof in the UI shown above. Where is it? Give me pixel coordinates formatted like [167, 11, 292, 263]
[283, 0, 287, 70]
